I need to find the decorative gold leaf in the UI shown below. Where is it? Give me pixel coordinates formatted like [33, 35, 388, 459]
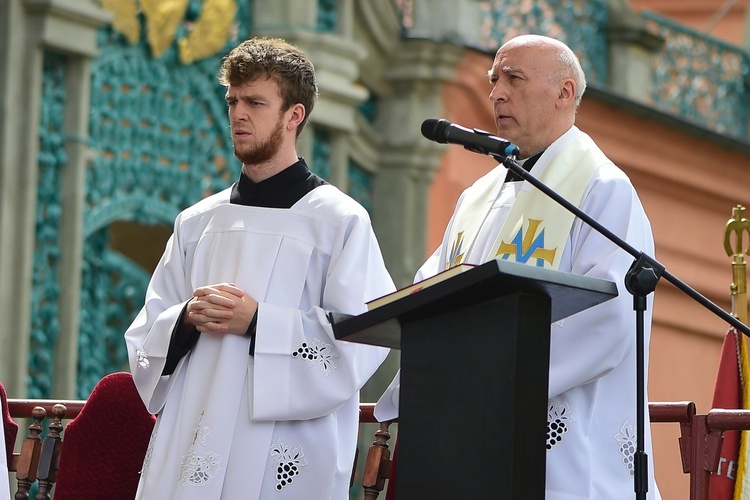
[99, 0, 236, 63]
[100, 0, 140, 44]
[140, 0, 190, 58]
[178, 0, 237, 65]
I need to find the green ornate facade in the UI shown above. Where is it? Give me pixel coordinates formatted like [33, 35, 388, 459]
[30, 52, 68, 398]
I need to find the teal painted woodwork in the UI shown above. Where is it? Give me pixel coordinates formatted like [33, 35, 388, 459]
[479, 0, 609, 85]
[347, 160, 373, 214]
[29, 51, 68, 398]
[77, 231, 151, 398]
[643, 11, 750, 139]
[358, 93, 378, 124]
[312, 126, 332, 180]
[317, 0, 339, 33]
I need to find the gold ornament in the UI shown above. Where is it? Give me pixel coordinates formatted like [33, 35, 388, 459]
[140, 0, 189, 58]
[99, 0, 237, 63]
[179, 0, 238, 65]
[101, 0, 140, 44]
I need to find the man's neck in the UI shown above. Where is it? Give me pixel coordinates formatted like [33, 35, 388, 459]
[242, 150, 300, 183]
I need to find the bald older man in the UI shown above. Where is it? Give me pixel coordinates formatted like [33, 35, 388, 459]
[376, 35, 660, 499]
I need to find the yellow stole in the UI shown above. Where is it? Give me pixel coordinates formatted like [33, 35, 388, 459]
[445, 131, 606, 271]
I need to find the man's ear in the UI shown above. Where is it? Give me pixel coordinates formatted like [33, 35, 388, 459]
[557, 79, 576, 109]
[287, 103, 306, 131]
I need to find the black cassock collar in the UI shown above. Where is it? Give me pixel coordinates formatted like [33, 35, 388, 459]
[230, 158, 328, 209]
[504, 150, 545, 183]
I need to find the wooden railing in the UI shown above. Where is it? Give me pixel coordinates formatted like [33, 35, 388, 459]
[7, 401, 72, 499]
[7, 398, 747, 499]
[357, 401, 750, 500]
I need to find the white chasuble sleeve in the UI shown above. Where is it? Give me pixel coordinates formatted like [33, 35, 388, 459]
[373, 370, 401, 422]
[546, 167, 654, 399]
[252, 210, 393, 421]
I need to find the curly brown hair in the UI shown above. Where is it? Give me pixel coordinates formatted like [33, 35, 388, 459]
[218, 37, 318, 137]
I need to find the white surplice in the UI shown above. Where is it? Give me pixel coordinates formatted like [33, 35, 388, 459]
[125, 184, 393, 499]
[377, 127, 661, 499]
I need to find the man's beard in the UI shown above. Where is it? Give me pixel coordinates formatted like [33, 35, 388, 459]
[233, 117, 285, 166]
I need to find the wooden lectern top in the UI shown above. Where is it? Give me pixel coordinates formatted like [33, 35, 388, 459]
[330, 258, 618, 349]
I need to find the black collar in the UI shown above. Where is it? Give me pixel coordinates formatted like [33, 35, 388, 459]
[504, 150, 545, 183]
[229, 158, 328, 209]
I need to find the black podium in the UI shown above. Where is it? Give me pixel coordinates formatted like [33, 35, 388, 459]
[330, 258, 617, 499]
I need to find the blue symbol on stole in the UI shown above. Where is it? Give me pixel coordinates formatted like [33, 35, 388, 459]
[496, 219, 556, 267]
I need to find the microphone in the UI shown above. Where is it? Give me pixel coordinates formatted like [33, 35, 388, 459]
[421, 118, 520, 159]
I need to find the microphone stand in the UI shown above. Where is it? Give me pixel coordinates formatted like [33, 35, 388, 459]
[494, 152, 750, 500]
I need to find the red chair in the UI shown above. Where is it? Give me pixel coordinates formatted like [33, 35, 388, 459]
[53, 372, 155, 500]
[1, 379, 18, 468]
